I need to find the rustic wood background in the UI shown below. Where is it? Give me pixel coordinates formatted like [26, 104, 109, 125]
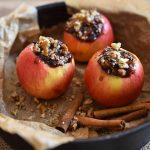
[0, 0, 61, 17]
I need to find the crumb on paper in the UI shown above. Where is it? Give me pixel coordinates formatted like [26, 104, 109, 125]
[69, 127, 89, 139]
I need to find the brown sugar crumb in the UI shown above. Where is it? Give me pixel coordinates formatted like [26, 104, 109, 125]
[69, 127, 89, 139]
[10, 91, 25, 111]
[75, 80, 82, 87]
[70, 116, 78, 131]
[11, 109, 18, 116]
[49, 114, 60, 126]
[83, 98, 93, 105]
[33, 36, 72, 67]
[37, 103, 47, 114]
[33, 97, 39, 104]
[65, 10, 104, 41]
[89, 130, 99, 138]
[40, 113, 46, 118]
[28, 116, 34, 120]
[11, 91, 19, 100]
[98, 43, 136, 77]
[87, 107, 94, 117]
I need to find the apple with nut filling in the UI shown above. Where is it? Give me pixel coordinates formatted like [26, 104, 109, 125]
[84, 43, 144, 107]
[64, 9, 114, 62]
[16, 36, 75, 100]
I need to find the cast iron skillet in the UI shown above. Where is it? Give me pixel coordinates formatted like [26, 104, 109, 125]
[0, 2, 150, 150]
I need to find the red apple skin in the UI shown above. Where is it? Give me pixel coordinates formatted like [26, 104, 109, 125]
[16, 43, 75, 100]
[64, 15, 114, 62]
[84, 50, 144, 107]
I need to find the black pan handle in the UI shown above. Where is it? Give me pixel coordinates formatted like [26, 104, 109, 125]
[36, 2, 69, 28]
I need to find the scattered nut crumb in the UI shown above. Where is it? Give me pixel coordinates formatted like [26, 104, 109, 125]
[87, 107, 94, 117]
[34, 97, 39, 104]
[80, 112, 86, 117]
[70, 127, 89, 139]
[40, 113, 45, 118]
[11, 91, 19, 100]
[75, 81, 82, 86]
[28, 116, 34, 120]
[83, 98, 93, 105]
[11, 109, 18, 116]
[70, 117, 78, 131]
[37, 103, 42, 109]
[39, 104, 47, 114]
[89, 130, 98, 138]
[14, 81, 20, 87]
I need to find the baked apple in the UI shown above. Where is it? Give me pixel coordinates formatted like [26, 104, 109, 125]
[16, 36, 75, 100]
[64, 9, 114, 62]
[84, 43, 144, 107]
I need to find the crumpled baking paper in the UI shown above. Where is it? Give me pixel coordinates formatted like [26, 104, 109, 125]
[0, 3, 74, 150]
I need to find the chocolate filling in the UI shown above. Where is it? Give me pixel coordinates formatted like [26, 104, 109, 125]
[65, 10, 104, 42]
[98, 43, 136, 77]
[33, 36, 72, 67]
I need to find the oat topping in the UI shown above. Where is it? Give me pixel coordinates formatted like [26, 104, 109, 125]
[98, 43, 136, 77]
[65, 10, 104, 41]
[33, 36, 72, 67]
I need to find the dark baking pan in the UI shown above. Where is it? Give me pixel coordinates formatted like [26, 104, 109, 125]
[0, 2, 150, 150]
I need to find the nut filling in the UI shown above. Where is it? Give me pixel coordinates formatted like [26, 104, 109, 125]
[98, 43, 136, 77]
[33, 36, 72, 67]
[65, 10, 104, 42]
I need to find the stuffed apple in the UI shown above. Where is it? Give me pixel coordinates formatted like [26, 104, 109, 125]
[16, 36, 75, 100]
[84, 43, 144, 107]
[64, 9, 114, 62]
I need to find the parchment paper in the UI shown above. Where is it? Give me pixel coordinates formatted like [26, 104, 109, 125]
[0, 0, 150, 150]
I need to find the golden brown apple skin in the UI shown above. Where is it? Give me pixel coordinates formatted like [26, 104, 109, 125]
[84, 50, 144, 107]
[16, 44, 75, 100]
[63, 15, 114, 62]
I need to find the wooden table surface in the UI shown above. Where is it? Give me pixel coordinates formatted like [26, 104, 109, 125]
[0, 0, 61, 17]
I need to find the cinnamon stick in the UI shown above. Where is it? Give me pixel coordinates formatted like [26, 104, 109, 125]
[94, 103, 150, 118]
[56, 93, 83, 132]
[76, 116, 125, 129]
[114, 109, 148, 122]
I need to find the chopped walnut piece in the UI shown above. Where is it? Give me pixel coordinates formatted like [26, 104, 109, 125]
[70, 119, 78, 131]
[111, 42, 121, 50]
[39, 36, 50, 57]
